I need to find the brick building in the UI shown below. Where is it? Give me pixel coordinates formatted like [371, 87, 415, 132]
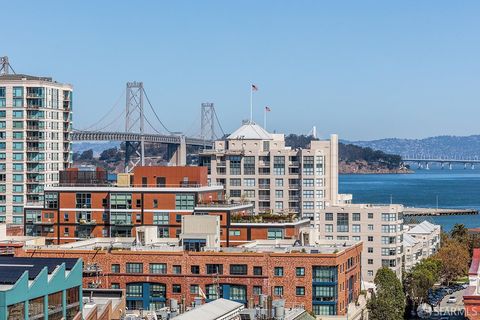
[24, 166, 309, 246]
[15, 238, 363, 317]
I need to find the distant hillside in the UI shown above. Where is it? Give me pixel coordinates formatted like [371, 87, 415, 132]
[285, 134, 410, 174]
[349, 135, 480, 159]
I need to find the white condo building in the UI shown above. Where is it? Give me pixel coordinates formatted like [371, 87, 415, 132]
[0, 73, 73, 224]
[199, 121, 350, 220]
[316, 203, 405, 284]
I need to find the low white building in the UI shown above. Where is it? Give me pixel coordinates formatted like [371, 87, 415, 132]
[403, 220, 441, 271]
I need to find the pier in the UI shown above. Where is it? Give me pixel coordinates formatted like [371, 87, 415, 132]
[403, 207, 478, 216]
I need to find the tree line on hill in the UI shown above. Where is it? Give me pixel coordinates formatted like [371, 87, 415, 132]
[285, 134, 403, 170]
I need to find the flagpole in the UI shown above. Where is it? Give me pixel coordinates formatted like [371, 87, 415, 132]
[264, 107, 267, 129]
[250, 85, 253, 123]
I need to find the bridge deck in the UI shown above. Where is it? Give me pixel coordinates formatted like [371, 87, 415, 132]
[404, 207, 478, 216]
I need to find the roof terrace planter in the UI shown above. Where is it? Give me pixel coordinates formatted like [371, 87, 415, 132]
[230, 213, 298, 224]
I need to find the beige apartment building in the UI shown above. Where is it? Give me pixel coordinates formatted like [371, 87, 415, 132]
[0, 73, 73, 224]
[199, 121, 349, 220]
[316, 204, 404, 284]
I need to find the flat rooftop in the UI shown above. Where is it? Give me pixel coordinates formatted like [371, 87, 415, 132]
[25, 238, 361, 255]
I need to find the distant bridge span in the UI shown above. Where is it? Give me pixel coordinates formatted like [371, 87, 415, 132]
[402, 157, 480, 169]
[71, 131, 212, 147]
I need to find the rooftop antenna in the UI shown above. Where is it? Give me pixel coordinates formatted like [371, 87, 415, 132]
[0, 56, 16, 75]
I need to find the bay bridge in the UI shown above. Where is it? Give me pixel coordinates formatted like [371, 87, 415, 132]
[72, 81, 224, 172]
[402, 156, 480, 169]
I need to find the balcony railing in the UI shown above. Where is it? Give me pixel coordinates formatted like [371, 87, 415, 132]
[258, 184, 270, 189]
[289, 184, 300, 189]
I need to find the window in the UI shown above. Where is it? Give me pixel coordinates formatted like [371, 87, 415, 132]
[296, 267, 305, 276]
[229, 230, 240, 236]
[303, 179, 314, 187]
[381, 225, 396, 233]
[206, 264, 223, 274]
[275, 201, 283, 210]
[153, 199, 158, 208]
[296, 286, 305, 296]
[368, 247, 373, 253]
[230, 178, 241, 186]
[111, 283, 120, 289]
[45, 193, 58, 209]
[274, 286, 284, 296]
[368, 224, 374, 231]
[110, 193, 132, 209]
[173, 265, 182, 274]
[12, 110, 23, 118]
[244, 178, 255, 186]
[243, 156, 255, 175]
[352, 224, 361, 233]
[337, 213, 349, 232]
[126, 284, 143, 297]
[12, 142, 23, 150]
[175, 214, 182, 223]
[274, 267, 284, 276]
[230, 264, 247, 275]
[190, 285, 199, 294]
[153, 212, 169, 225]
[267, 228, 283, 240]
[229, 156, 241, 175]
[191, 265, 200, 274]
[273, 156, 285, 175]
[230, 190, 241, 197]
[150, 263, 167, 274]
[253, 286, 262, 295]
[253, 266, 262, 275]
[368, 236, 374, 242]
[303, 190, 314, 199]
[368, 259, 373, 264]
[172, 284, 181, 293]
[325, 212, 333, 221]
[325, 224, 333, 233]
[352, 213, 360, 221]
[382, 236, 396, 244]
[126, 263, 143, 273]
[76, 193, 91, 208]
[382, 213, 396, 221]
[111, 264, 120, 273]
[368, 212, 374, 219]
[313, 266, 337, 282]
[302, 156, 314, 175]
[175, 194, 195, 210]
[275, 178, 283, 187]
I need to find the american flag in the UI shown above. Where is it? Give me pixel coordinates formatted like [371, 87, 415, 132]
[265, 106, 271, 112]
[251, 84, 258, 91]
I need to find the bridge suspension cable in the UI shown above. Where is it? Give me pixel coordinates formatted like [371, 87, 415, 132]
[142, 87, 172, 134]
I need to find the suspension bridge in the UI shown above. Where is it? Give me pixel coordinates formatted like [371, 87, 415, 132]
[72, 82, 224, 172]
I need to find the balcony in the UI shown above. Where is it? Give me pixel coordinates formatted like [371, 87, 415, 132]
[78, 219, 97, 225]
[216, 161, 226, 167]
[258, 184, 270, 189]
[110, 220, 133, 226]
[259, 161, 270, 167]
[33, 219, 54, 225]
[289, 184, 300, 189]
[259, 196, 271, 201]
[289, 161, 299, 167]
[289, 195, 300, 200]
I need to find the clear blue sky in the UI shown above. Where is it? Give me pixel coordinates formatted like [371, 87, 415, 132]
[3, 1, 480, 140]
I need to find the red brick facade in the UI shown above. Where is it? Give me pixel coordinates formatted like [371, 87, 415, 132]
[16, 241, 362, 316]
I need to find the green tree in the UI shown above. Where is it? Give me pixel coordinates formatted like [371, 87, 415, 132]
[451, 224, 468, 243]
[79, 149, 93, 161]
[99, 147, 120, 161]
[435, 238, 469, 285]
[368, 267, 406, 320]
[404, 258, 441, 307]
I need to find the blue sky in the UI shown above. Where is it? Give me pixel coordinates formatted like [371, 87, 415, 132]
[3, 1, 480, 140]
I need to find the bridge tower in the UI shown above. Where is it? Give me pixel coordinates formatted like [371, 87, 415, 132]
[124, 81, 145, 173]
[201, 103, 216, 148]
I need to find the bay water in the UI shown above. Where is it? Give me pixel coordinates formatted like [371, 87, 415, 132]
[339, 167, 480, 232]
